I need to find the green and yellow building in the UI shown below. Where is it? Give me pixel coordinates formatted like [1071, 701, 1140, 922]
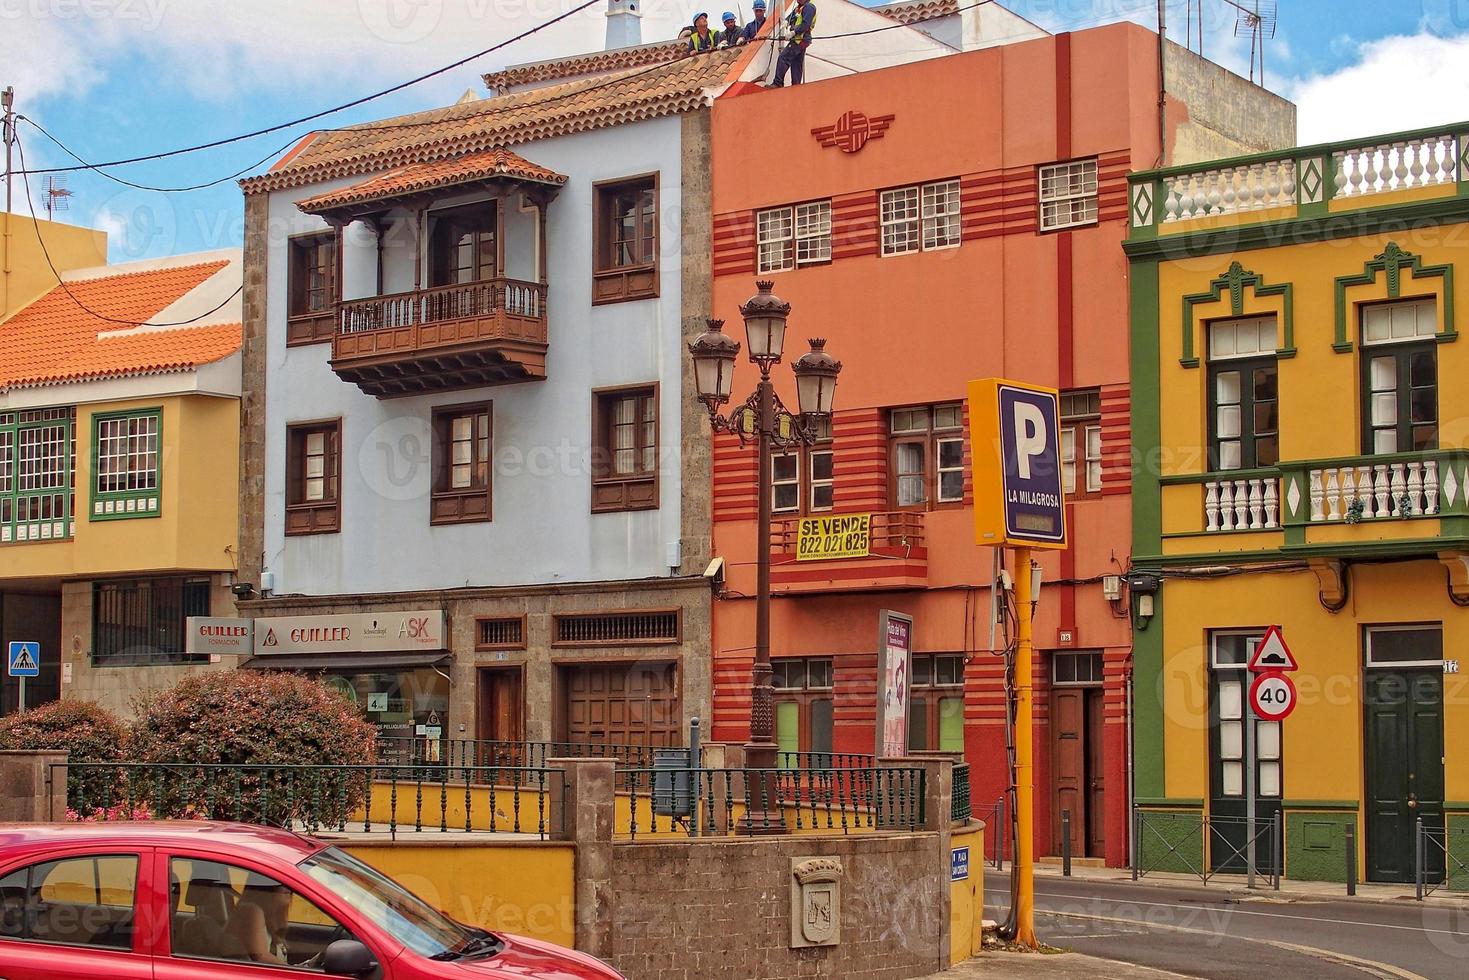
[1127, 123, 1469, 886]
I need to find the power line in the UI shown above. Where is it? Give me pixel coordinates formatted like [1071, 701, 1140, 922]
[13, 131, 243, 329]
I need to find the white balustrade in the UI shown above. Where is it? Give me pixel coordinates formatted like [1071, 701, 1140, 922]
[1202, 476, 1282, 531]
[1332, 135, 1459, 198]
[1161, 159, 1297, 223]
[1305, 460, 1442, 521]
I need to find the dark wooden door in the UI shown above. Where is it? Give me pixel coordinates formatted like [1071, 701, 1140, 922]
[1365, 669, 1444, 883]
[1084, 688, 1106, 858]
[1051, 687, 1086, 859]
[561, 662, 680, 749]
[477, 668, 523, 745]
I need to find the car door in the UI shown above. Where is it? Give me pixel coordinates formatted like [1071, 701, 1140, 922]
[153, 850, 390, 980]
[0, 846, 155, 980]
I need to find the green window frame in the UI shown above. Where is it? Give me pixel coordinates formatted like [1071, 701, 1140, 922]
[0, 407, 76, 544]
[90, 408, 162, 521]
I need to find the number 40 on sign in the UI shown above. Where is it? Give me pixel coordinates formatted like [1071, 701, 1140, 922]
[1250, 671, 1297, 722]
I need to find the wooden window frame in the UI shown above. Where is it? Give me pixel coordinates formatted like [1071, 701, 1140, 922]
[1060, 389, 1103, 499]
[907, 653, 965, 753]
[286, 231, 338, 346]
[285, 418, 341, 536]
[430, 401, 493, 526]
[592, 172, 660, 305]
[773, 656, 835, 756]
[591, 383, 660, 514]
[1359, 314, 1438, 455]
[550, 608, 683, 648]
[888, 403, 965, 511]
[475, 615, 528, 651]
[1038, 158, 1099, 233]
[428, 200, 501, 287]
[772, 452, 801, 515]
[89, 407, 162, 521]
[1207, 356, 1280, 471]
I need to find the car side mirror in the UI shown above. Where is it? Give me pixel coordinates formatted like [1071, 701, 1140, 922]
[321, 939, 379, 977]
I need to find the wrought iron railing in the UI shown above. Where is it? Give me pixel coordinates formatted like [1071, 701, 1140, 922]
[768, 509, 925, 554]
[951, 762, 972, 824]
[1415, 818, 1469, 899]
[615, 765, 926, 839]
[776, 751, 876, 771]
[58, 762, 564, 840]
[375, 737, 664, 771]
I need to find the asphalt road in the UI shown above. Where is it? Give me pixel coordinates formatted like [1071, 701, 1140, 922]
[984, 871, 1469, 979]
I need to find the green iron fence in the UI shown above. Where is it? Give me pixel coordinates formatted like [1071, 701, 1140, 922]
[951, 762, 972, 824]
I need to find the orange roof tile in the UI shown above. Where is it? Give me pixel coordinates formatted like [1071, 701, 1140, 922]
[0, 261, 242, 390]
[245, 49, 740, 196]
[872, 0, 958, 24]
[297, 146, 568, 215]
[481, 40, 687, 94]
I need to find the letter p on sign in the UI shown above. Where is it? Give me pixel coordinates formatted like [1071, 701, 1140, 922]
[1013, 401, 1046, 480]
[967, 378, 1068, 550]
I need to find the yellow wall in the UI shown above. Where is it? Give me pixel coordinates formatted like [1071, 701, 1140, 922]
[2, 393, 240, 581]
[0, 216, 108, 322]
[342, 842, 576, 948]
[1160, 562, 1469, 808]
[949, 823, 985, 965]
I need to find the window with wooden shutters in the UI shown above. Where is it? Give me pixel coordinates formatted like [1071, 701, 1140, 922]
[593, 174, 659, 304]
[431, 402, 492, 525]
[287, 232, 337, 345]
[592, 385, 658, 513]
[285, 420, 341, 535]
[552, 609, 681, 646]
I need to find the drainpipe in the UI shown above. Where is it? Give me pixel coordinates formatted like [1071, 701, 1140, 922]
[1125, 656, 1136, 869]
[1156, 0, 1168, 167]
[2, 86, 14, 318]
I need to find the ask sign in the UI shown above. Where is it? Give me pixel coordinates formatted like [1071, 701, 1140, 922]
[967, 378, 1069, 550]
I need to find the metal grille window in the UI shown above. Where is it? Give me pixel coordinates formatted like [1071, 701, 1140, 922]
[92, 577, 211, 666]
[921, 180, 961, 250]
[92, 409, 161, 520]
[476, 617, 526, 650]
[552, 610, 680, 646]
[1039, 159, 1099, 231]
[0, 408, 75, 543]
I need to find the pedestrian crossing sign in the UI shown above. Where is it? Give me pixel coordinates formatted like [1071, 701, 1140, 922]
[7, 642, 41, 678]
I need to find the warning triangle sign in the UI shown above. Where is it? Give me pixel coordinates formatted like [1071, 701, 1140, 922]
[9, 647, 38, 673]
[1248, 626, 1297, 672]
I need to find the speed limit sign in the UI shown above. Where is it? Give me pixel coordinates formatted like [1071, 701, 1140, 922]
[1249, 670, 1297, 721]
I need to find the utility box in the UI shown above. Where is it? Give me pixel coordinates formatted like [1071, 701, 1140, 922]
[652, 747, 694, 818]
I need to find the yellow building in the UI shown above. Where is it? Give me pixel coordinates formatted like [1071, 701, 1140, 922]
[0, 250, 244, 715]
[1, 215, 108, 321]
[1127, 122, 1469, 887]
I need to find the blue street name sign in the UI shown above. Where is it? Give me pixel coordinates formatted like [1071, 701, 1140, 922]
[951, 846, 970, 882]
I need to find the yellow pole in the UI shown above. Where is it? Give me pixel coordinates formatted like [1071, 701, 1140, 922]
[1013, 546, 1037, 947]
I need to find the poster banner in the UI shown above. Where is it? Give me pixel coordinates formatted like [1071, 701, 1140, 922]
[876, 610, 914, 758]
[796, 513, 871, 561]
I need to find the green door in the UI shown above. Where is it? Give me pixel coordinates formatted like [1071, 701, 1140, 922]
[1365, 662, 1445, 883]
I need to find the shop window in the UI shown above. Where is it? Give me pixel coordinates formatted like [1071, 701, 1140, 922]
[1060, 389, 1102, 497]
[0, 854, 138, 949]
[593, 174, 658, 303]
[881, 179, 960, 257]
[91, 408, 161, 520]
[1361, 300, 1437, 454]
[889, 403, 964, 509]
[1207, 317, 1279, 471]
[908, 653, 964, 753]
[286, 231, 336, 345]
[552, 609, 680, 646]
[431, 402, 491, 525]
[285, 420, 341, 535]
[774, 656, 834, 760]
[757, 200, 832, 273]
[592, 385, 658, 513]
[0, 407, 75, 543]
[1038, 159, 1099, 232]
[92, 577, 210, 666]
[429, 201, 498, 286]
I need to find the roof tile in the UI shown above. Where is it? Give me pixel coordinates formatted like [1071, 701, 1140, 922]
[297, 146, 567, 215]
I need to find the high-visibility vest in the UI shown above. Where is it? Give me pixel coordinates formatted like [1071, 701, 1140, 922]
[689, 29, 718, 52]
[787, 3, 814, 45]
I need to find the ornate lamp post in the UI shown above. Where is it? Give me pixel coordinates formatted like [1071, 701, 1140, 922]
[688, 281, 842, 831]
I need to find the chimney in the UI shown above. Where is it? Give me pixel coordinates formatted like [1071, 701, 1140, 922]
[605, 0, 642, 49]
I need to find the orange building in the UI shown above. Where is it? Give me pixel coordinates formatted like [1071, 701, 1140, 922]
[706, 17, 1293, 865]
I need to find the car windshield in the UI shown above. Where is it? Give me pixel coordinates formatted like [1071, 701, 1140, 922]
[300, 847, 472, 958]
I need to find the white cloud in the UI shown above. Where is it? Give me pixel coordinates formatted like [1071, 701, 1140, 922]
[1285, 32, 1469, 144]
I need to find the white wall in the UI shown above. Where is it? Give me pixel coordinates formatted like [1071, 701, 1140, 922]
[261, 114, 686, 596]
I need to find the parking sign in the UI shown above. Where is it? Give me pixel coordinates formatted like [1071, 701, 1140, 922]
[967, 378, 1068, 549]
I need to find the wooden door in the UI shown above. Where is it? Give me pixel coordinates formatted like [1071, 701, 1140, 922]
[1365, 669, 1444, 883]
[1051, 687, 1086, 858]
[1084, 688, 1107, 858]
[561, 662, 680, 749]
[477, 668, 523, 745]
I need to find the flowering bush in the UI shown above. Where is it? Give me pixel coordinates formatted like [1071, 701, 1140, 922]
[67, 804, 157, 822]
[0, 699, 130, 809]
[130, 671, 378, 825]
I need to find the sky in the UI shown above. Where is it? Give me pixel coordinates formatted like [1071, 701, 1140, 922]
[3, 0, 1469, 262]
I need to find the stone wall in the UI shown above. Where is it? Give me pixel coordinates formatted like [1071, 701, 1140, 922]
[610, 833, 946, 980]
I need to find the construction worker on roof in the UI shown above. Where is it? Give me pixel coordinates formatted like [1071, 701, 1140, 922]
[770, 0, 816, 86]
[742, 0, 768, 42]
[686, 11, 721, 53]
[720, 11, 744, 45]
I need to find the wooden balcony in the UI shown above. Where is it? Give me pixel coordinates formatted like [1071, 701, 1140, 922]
[769, 510, 928, 594]
[331, 278, 548, 397]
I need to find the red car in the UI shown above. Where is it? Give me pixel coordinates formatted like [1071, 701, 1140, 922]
[0, 822, 622, 980]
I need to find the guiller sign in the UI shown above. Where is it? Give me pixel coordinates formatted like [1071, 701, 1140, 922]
[252, 610, 446, 656]
[185, 617, 254, 657]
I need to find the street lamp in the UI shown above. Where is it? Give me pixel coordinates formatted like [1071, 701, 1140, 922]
[689, 281, 842, 833]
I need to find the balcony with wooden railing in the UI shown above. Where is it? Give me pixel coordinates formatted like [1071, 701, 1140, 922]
[331, 278, 548, 397]
[768, 510, 928, 593]
[1158, 450, 1469, 559]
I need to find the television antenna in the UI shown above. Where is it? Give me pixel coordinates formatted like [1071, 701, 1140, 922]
[1224, 0, 1277, 86]
[42, 174, 72, 218]
[1183, 0, 1205, 57]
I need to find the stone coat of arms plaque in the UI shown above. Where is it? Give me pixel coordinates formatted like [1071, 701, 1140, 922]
[790, 857, 843, 948]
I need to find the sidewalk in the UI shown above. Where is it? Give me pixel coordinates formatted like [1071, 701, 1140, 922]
[1026, 858, 1468, 907]
[927, 951, 1186, 978]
